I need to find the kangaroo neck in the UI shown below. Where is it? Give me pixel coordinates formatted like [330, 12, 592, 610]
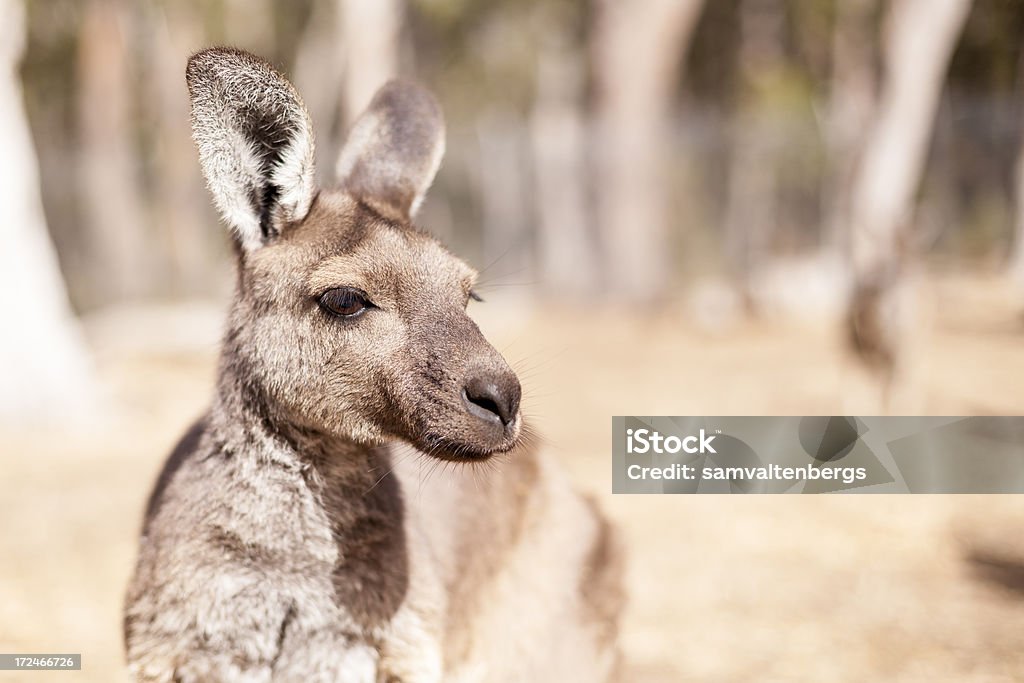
[208, 354, 410, 630]
[210, 345, 393, 484]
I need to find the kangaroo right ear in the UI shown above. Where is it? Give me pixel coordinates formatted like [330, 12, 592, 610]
[186, 48, 317, 251]
[335, 81, 445, 222]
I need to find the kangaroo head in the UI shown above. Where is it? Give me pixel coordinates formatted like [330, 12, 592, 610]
[186, 48, 521, 460]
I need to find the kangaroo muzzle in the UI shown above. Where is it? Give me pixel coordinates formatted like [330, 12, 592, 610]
[461, 364, 521, 433]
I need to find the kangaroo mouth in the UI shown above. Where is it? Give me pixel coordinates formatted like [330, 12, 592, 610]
[402, 372, 524, 461]
[414, 427, 522, 462]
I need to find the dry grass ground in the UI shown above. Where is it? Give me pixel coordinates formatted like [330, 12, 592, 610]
[2, 272, 1024, 682]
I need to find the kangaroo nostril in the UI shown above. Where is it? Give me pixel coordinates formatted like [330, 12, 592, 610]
[462, 375, 520, 428]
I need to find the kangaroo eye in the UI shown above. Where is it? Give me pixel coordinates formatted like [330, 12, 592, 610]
[319, 288, 371, 318]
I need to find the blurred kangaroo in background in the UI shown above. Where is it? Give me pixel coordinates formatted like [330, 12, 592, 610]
[123, 48, 623, 682]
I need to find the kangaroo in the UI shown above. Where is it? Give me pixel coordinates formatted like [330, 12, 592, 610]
[123, 48, 624, 683]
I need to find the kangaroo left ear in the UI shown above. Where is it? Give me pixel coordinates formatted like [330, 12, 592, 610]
[335, 80, 445, 221]
[187, 48, 317, 251]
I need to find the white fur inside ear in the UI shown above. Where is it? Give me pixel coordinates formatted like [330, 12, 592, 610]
[202, 122, 268, 252]
[188, 49, 317, 251]
[270, 120, 316, 229]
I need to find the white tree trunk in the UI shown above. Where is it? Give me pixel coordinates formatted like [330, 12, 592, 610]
[295, 0, 402, 192]
[76, 0, 150, 303]
[294, 0, 347, 185]
[338, 0, 401, 125]
[1010, 136, 1024, 286]
[0, 0, 97, 423]
[824, 0, 876, 251]
[592, 0, 704, 302]
[723, 0, 784, 310]
[223, 0, 276, 57]
[147, 1, 213, 296]
[846, 0, 970, 410]
[1010, 48, 1024, 286]
[477, 112, 533, 288]
[530, 35, 596, 298]
[849, 0, 970, 276]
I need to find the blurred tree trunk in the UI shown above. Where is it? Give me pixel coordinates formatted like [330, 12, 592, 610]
[1011, 146, 1024, 285]
[531, 34, 596, 298]
[223, 0, 276, 57]
[846, 0, 970, 409]
[145, 1, 214, 297]
[724, 0, 784, 311]
[337, 0, 401, 126]
[824, 0, 877, 251]
[296, 0, 402, 190]
[0, 0, 97, 422]
[294, 0, 346, 186]
[76, 0, 150, 305]
[1009, 51, 1024, 287]
[591, 0, 705, 303]
[477, 112, 533, 287]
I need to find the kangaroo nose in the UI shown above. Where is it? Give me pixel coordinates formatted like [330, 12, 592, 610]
[462, 373, 521, 428]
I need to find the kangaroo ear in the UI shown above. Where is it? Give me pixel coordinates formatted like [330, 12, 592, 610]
[186, 48, 316, 251]
[335, 80, 445, 221]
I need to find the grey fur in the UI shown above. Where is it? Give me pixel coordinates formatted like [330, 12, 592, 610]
[335, 80, 445, 221]
[125, 47, 623, 682]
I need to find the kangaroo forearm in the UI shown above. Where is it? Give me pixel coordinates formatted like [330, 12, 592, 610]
[127, 600, 382, 683]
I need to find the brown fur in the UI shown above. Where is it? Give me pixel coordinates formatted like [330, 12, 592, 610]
[579, 496, 627, 650]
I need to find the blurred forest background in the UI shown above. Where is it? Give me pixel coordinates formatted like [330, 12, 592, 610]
[4, 0, 1024, 681]
[5, 0, 1024, 415]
